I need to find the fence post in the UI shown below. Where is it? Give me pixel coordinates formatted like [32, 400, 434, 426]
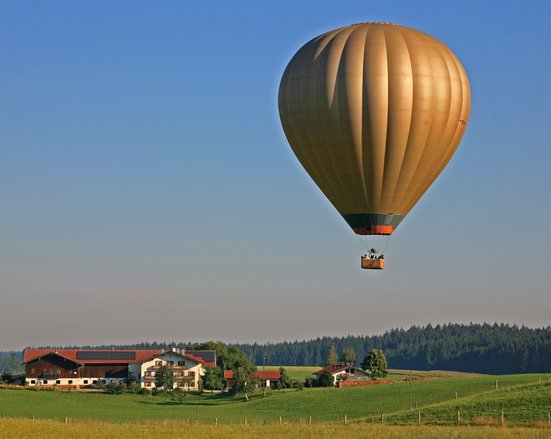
[501, 411, 504, 426]
[457, 410, 461, 425]
[344, 414, 348, 425]
[244, 417, 247, 426]
[279, 416, 282, 425]
[495, 379, 499, 391]
[214, 418, 218, 426]
[65, 417, 68, 424]
[455, 391, 458, 399]
[418, 411, 421, 424]
[308, 416, 312, 425]
[381, 413, 384, 424]
[548, 412, 550, 427]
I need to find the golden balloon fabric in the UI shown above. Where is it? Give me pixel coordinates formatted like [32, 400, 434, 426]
[279, 23, 471, 235]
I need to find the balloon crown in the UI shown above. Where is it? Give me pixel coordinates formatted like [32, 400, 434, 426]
[350, 22, 397, 26]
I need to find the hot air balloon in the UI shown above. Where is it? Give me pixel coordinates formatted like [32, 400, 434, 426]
[278, 22, 471, 269]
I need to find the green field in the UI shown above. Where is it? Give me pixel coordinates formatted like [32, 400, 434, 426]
[1, 373, 550, 427]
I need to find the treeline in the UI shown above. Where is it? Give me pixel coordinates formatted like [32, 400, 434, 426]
[235, 323, 551, 374]
[5, 323, 551, 375]
[0, 352, 23, 375]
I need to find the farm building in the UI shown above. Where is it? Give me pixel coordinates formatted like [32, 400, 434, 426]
[223, 370, 281, 390]
[23, 348, 215, 390]
[315, 364, 370, 386]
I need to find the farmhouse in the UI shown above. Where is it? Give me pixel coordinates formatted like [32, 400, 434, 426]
[223, 370, 281, 390]
[23, 348, 215, 390]
[315, 363, 370, 386]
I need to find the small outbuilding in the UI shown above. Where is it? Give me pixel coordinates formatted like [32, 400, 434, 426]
[314, 363, 370, 386]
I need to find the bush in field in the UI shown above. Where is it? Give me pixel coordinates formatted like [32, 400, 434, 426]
[104, 382, 123, 394]
[318, 371, 334, 387]
[1, 373, 14, 384]
[304, 376, 316, 388]
[127, 382, 142, 393]
[171, 388, 190, 402]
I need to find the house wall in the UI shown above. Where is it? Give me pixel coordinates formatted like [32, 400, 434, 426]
[25, 355, 128, 387]
[25, 356, 79, 379]
[331, 368, 369, 385]
[140, 353, 204, 390]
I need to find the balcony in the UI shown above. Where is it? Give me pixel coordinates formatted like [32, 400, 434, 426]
[41, 369, 62, 379]
[151, 364, 189, 370]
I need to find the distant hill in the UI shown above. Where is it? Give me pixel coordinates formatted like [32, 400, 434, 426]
[3, 323, 550, 375]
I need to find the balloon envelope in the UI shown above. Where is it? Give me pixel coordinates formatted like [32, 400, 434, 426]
[278, 23, 471, 235]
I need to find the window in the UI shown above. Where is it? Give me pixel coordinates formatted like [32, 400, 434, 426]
[178, 361, 185, 366]
[31, 380, 36, 384]
[68, 380, 73, 384]
[83, 380, 88, 384]
[56, 380, 61, 384]
[167, 361, 174, 366]
[43, 380, 48, 385]
[93, 380, 98, 384]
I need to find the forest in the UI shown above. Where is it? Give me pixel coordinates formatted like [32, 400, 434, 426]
[236, 323, 551, 374]
[3, 323, 550, 375]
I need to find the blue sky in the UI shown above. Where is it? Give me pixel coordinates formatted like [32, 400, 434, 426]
[1, 1, 550, 350]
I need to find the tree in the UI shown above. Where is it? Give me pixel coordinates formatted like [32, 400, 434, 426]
[232, 365, 258, 400]
[304, 376, 316, 388]
[1, 372, 14, 384]
[318, 370, 334, 387]
[340, 347, 356, 365]
[361, 349, 388, 379]
[323, 345, 338, 366]
[154, 365, 174, 389]
[202, 367, 224, 390]
[278, 367, 292, 389]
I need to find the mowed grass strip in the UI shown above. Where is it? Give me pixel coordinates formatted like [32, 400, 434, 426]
[1, 418, 551, 439]
[0, 374, 548, 424]
[389, 381, 551, 425]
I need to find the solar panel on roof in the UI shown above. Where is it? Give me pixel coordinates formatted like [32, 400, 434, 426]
[186, 350, 215, 363]
[76, 351, 136, 361]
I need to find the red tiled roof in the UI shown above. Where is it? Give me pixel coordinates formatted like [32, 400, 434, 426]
[24, 348, 217, 367]
[255, 371, 282, 380]
[23, 349, 162, 364]
[223, 370, 281, 380]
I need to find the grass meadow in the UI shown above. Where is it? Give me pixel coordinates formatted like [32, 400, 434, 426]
[0, 373, 549, 424]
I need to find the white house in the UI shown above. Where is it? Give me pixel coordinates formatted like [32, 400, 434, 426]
[132, 350, 205, 390]
[314, 364, 370, 386]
